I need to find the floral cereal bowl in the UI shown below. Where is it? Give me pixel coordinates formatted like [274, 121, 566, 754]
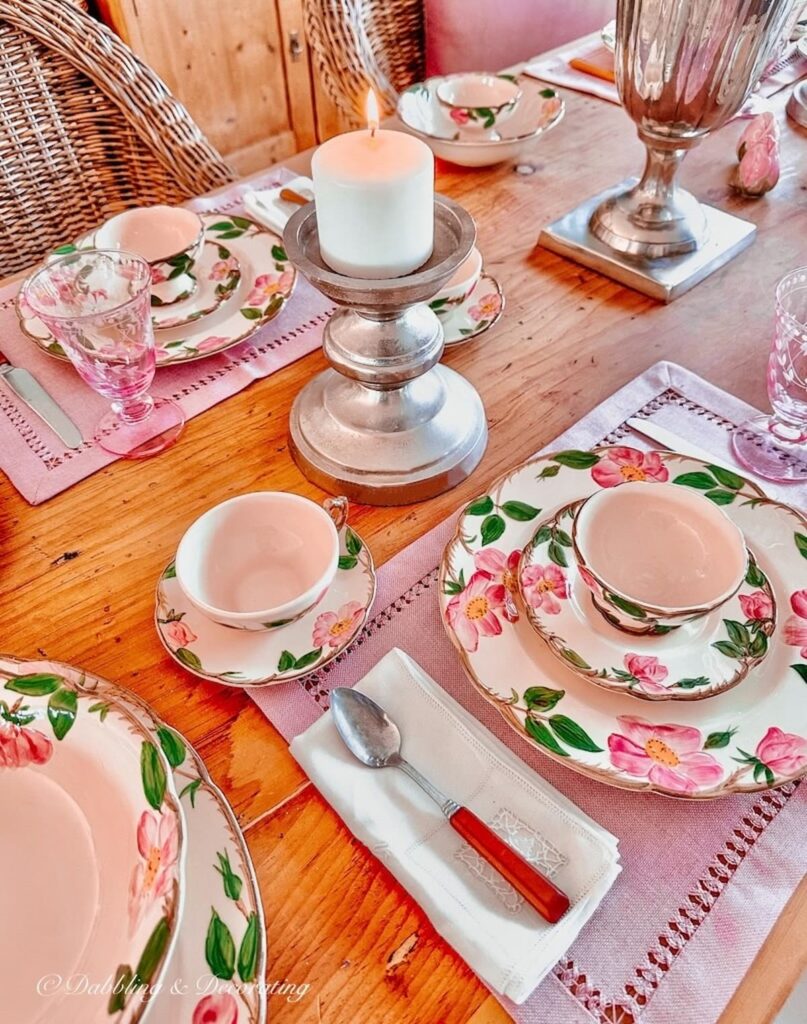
[436, 73, 522, 133]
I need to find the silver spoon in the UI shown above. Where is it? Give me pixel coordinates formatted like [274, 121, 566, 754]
[330, 687, 570, 924]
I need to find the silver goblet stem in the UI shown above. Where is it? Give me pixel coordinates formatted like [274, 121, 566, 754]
[590, 0, 797, 260]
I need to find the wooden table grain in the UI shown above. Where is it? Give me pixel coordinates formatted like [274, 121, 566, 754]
[3, 62, 806, 1024]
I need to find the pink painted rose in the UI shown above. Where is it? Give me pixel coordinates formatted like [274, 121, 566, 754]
[538, 94, 562, 126]
[783, 589, 807, 657]
[246, 269, 294, 307]
[739, 590, 773, 621]
[592, 447, 669, 488]
[312, 600, 364, 650]
[153, 347, 172, 361]
[150, 265, 168, 285]
[128, 810, 179, 932]
[736, 111, 778, 159]
[468, 292, 502, 322]
[450, 108, 471, 126]
[446, 571, 503, 652]
[607, 716, 724, 794]
[755, 726, 807, 778]
[521, 562, 568, 615]
[166, 619, 197, 648]
[195, 335, 229, 354]
[473, 547, 520, 622]
[0, 720, 53, 768]
[623, 654, 669, 695]
[733, 137, 779, 198]
[192, 992, 238, 1024]
[209, 256, 239, 281]
[577, 564, 598, 592]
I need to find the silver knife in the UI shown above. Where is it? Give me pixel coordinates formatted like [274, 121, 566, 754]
[626, 416, 739, 475]
[0, 350, 83, 449]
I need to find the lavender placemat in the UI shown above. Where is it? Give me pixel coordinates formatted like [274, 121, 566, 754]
[0, 170, 334, 505]
[250, 360, 806, 1024]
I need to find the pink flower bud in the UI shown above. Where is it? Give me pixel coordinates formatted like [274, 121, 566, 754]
[736, 111, 779, 160]
[732, 137, 779, 197]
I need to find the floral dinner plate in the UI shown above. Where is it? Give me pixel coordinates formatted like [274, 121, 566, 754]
[519, 500, 776, 700]
[16, 213, 295, 367]
[155, 522, 376, 686]
[0, 659, 184, 1024]
[434, 272, 504, 348]
[439, 446, 807, 799]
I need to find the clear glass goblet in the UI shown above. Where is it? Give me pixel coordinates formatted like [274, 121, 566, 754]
[22, 249, 184, 458]
[732, 267, 807, 482]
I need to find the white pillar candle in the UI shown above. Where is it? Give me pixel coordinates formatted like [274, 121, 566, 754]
[312, 93, 434, 279]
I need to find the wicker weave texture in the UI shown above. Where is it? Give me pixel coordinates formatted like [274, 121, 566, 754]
[304, 0, 424, 126]
[0, 0, 236, 277]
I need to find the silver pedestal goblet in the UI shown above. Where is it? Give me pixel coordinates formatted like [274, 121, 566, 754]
[283, 196, 488, 505]
[541, 0, 797, 300]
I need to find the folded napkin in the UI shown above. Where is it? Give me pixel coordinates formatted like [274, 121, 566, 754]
[290, 648, 621, 1004]
[524, 38, 619, 104]
[243, 176, 314, 235]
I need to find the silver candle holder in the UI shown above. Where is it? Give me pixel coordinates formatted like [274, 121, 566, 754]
[282, 196, 488, 505]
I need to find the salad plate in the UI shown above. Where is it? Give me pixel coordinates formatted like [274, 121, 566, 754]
[397, 77, 564, 167]
[439, 446, 807, 798]
[156, 522, 376, 686]
[0, 655, 266, 1024]
[16, 214, 295, 367]
[519, 500, 775, 700]
[0, 658, 184, 1024]
[433, 272, 504, 348]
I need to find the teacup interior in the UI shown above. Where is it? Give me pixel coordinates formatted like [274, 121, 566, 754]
[575, 481, 747, 608]
[180, 494, 336, 614]
[439, 74, 520, 109]
[96, 206, 201, 263]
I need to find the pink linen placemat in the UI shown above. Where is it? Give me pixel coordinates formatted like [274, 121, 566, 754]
[250, 360, 806, 1024]
[0, 170, 334, 505]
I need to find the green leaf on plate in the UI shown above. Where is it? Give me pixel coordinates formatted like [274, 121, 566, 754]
[704, 728, 737, 749]
[217, 229, 245, 239]
[88, 701, 110, 722]
[551, 450, 599, 469]
[605, 592, 646, 619]
[53, 243, 78, 255]
[47, 687, 77, 740]
[5, 674, 61, 696]
[231, 215, 252, 229]
[338, 555, 357, 571]
[539, 87, 557, 98]
[162, 562, 177, 579]
[501, 500, 540, 521]
[480, 513, 506, 546]
[294, 648, 323, 670]
[748, 630, 768, 658]
[724, 619, 751, 649]
[278, 650, 296, 673]
[209, 221, 235, 231]
[548, 714, 603, 752]
[141, 741, 167, 810]
[707, 465, 745, 490]
[215, 850, 243, 901]
[442, 579, 464, 595]
[466, 495, 494, 516]
[240, 307, 262, 320]
[675, 676, 710, 690]
[179, 778, 202, 807]
[673, 471, 717, 490]
[796, 532, 807, 560]
[704, 488, 736, 506]
[745, 561, 765, 587]
[205, 909, 236, 980]
[548, 540, 567, 567]
[345, 527, 362, 556]
[712, 640, 744, 659]
[271, 244, 287, 262]
[238, 912, 260, 983]
[560, 647, 590, 670]
[791, 664, 807, 684]
[108, 965, 133, 1013]
[537, 464, 561, 479]
[523, 686, 565, 711]
[553, 528, 573, 547]
[157, 726, 186, 768]
[525, 716, 568, 756]
[134, 916, 171, 987]
[175, 647, 203, 672]
[532, 525, 552, 546]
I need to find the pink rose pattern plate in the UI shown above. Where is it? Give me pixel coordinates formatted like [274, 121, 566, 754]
[518, 500, 776, 701]
[17, 213, 296, 367]
[155, 523, 376, 687]
[439, 446, 807, 798]
[433, 272, 504, 348]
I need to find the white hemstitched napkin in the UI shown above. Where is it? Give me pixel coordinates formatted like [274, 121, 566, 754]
[290, 648, 621, 1003]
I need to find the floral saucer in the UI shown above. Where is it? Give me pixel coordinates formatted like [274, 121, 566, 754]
[519, 500, 776, 701]
[155, 523, 376, 686]
[0, 657, 184, 1024]
[16, 213, 296, 367]
[439, 446, 807, 798]
[397, 77, 564, 167]
[0, 655, 266, 1024]
[434, 273, 504, 348]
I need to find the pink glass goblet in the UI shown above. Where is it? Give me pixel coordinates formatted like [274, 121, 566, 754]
[22, 250, 184, 458]
[732, 267, 807, 482]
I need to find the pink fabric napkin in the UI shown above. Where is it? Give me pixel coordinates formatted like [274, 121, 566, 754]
[0, 170, 334, 505]
[249, 360, 806, 1024]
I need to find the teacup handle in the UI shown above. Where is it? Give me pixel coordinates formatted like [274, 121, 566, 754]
[323, 495, 349, 531]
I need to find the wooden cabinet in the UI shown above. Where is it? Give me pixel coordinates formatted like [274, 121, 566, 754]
[95, 0, 350, 174]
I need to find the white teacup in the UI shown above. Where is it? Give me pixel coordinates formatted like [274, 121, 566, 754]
[436, 73, 522, 133]
[95, 205, 204, 307]
[175, 492, 346, 631]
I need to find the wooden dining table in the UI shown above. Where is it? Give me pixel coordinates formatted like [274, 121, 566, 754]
[4, 43, 807, 1024]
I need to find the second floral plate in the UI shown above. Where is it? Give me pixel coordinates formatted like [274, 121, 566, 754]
[155, 523, 376, 686]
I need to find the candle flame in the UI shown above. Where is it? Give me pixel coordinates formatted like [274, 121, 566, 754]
[366, 89, 380, 136]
